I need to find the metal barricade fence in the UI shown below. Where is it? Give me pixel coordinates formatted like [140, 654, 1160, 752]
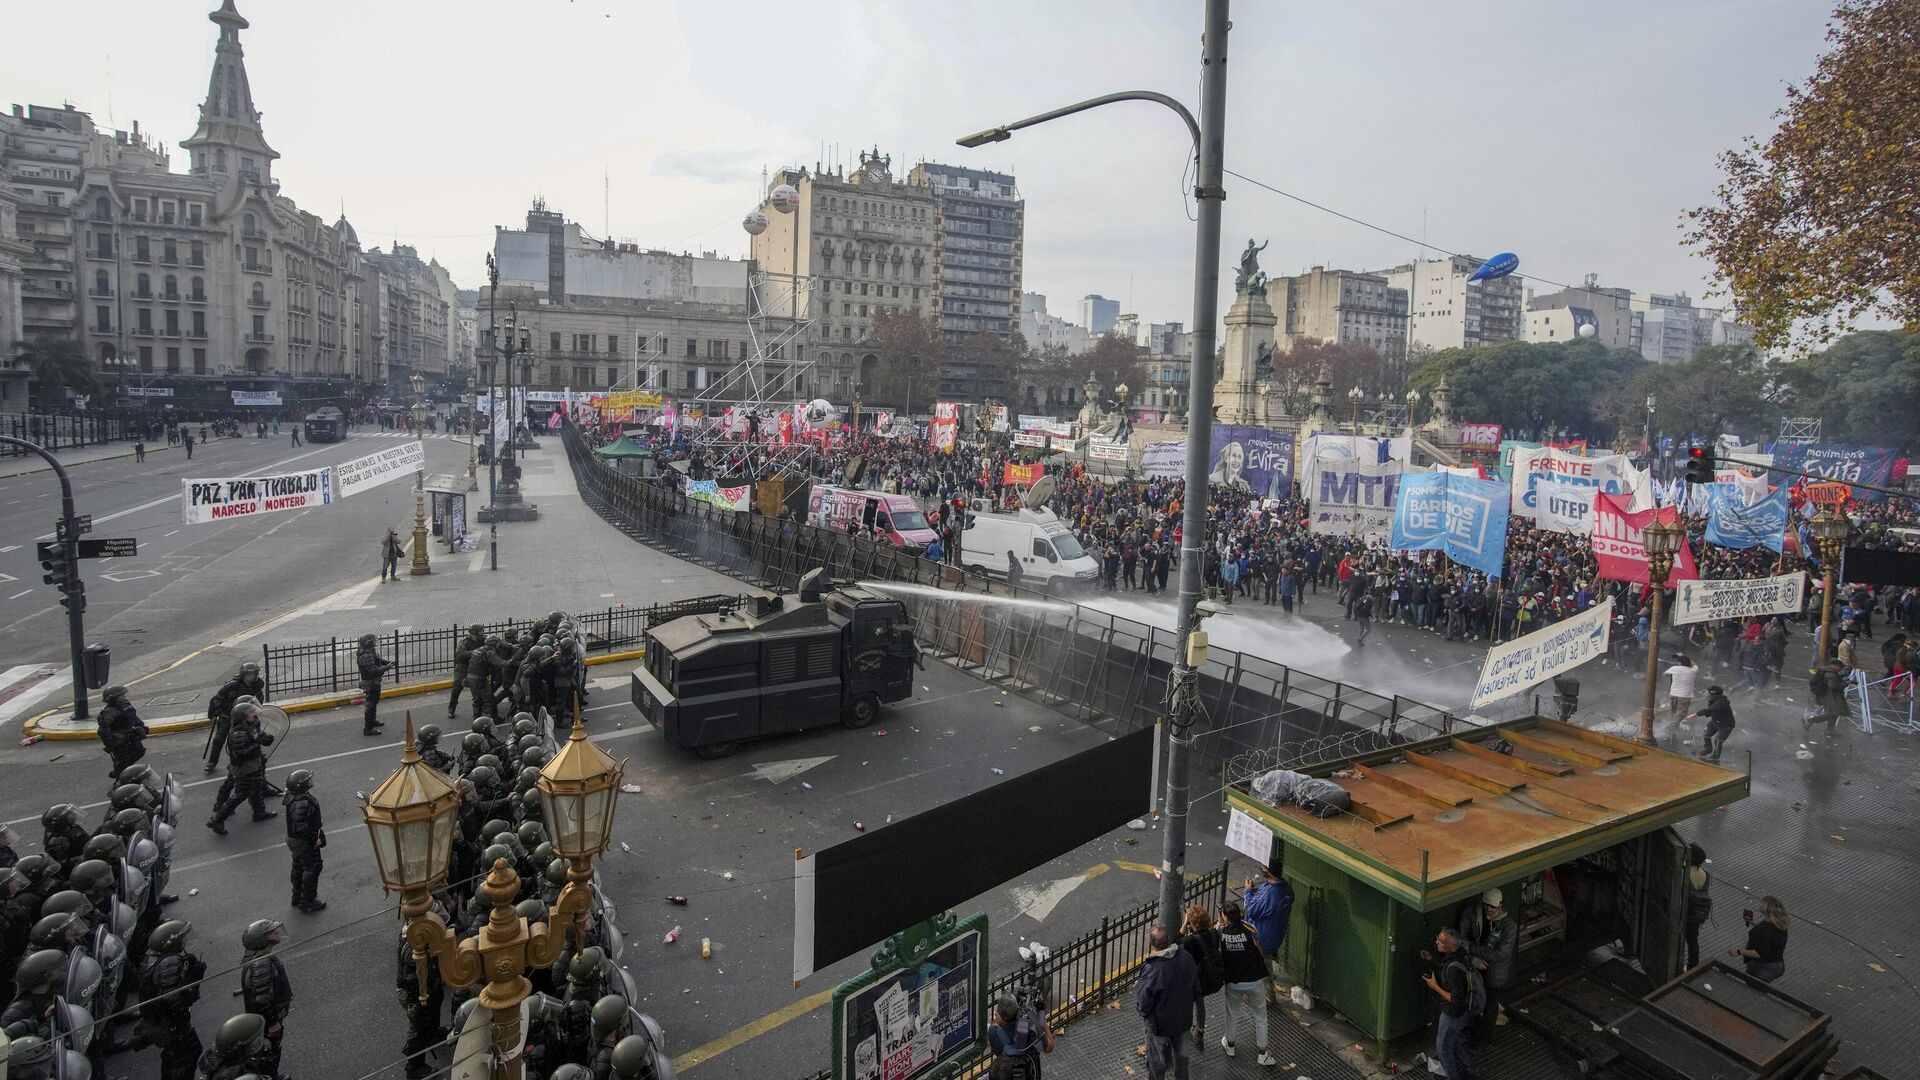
[790, 862, 1229, 1080]
[1, 411, 136, 456]
[259, 596, 748, 697]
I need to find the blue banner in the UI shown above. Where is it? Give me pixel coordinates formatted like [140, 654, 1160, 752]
[1705, 485, 1789, 552]
[1209, 426, 1295, 501]
[1767, 442, 1896, 500]
[1391, 472, 1510, 579]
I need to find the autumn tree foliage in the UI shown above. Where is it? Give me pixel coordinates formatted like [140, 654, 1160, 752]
[1685, 0, 1920, 350]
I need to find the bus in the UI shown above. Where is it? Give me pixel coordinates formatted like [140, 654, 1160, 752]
[303, 406, 347, 443]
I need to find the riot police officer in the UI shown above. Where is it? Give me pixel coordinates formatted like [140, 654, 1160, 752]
[1, 948, 67, 1038]
[1, 867, 33, 1006]
[96, 685, 148, 779]
[139, 918, 207, 1079]
[554, 948, 607, 1067]
[0, 822, 18, 868]
[41, 804, 91, 873]
[195, 1012, 279, 1079]
[358, 633, 395, 735]
[283, 770, 326, 913]
[589, 994, 634, 1078]
[611, 1032, 666, 1079]
[466, 635, 502, 720]
[450, 623, 486, 720]
[206, 665, 267, 772]
[207, 704, 276, 836]
[239, 919, 293, 1074]
[416, 724, 455, 773]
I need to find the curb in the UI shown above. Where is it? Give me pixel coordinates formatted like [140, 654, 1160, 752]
[20, 647, 647, 742]
[0, 442, 184, 480]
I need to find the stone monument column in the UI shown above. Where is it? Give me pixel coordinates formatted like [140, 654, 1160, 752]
[1214, 239, 1278, 426]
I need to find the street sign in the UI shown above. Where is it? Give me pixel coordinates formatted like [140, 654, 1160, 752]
[56, 515, 93, 539]
[77, 537, 138, 559]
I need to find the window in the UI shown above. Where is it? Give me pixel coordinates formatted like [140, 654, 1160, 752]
[135, 237, 151, 262]
[188, 204, 203, 226]
[164, 310, 179, 335]
[138, 346, 153, 372]
[550, 332, 561, 352]
[251, 283, 265, 304]
[136, 273, 151, 297]
[685, 368, 697, 389]
[137, 309, 152, 332]
[93, 270, 109, 296]
[95, 234, 112, 258]
[252, 314, 266, 336]
[133, 199, 148, 222]
[93, 195, 110, 220]
[163, 275, 178, 298]
[243, 213, 256, 236]
[163, 239, 177, 264]
[244, 247, 260, 269]
[685, 338, 697, 357]
[165, 347, 180, 373]
[189, 241, 205, 266]
[193, 311, 206, 336]
[607, 367, 619, 386]
[607, 335, 619, 356]
[191, 276, 205, 299]
[708, 340, 729, 359]
[193, 348, 207, 374]
[95, 305, 111, 332]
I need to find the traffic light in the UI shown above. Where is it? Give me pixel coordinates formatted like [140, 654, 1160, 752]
[1684, 445, 1715, 485]
[59, 580, 85, 615]
[41, 547, 71, 589]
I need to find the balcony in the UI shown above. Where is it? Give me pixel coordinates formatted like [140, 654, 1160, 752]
[131, 251, 152, 265]
[242, 260, 273, 275]
[247, 296, 272, 309]
[188, 330, 208, 340]
[132, 327, 155, 337]
[89, 287, 113, 298]
[162, 291, 181, 302]
[133, 291, 153, 300]
[162, 328, 184, 339]
[186, 256, 207, 268]
[247, 333, 275, 344]
[186, 292, 208, 304]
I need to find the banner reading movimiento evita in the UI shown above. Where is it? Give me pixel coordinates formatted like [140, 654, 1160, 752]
[183, 468, 333, 524]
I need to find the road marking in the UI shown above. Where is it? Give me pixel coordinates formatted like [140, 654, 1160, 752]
[163, 530, 179, 537]
[1009, 863, 1110, 923]
[743, 756, 835, 784]
[673, 987, 836, 1074]
[0, 573, 14, 583]
[467, 551, 487, 572]
[0, 545, 17, 553]
[5, 591, 28, 600]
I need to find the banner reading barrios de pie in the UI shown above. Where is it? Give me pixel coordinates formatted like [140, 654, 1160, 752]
[184, 468, 333, 524]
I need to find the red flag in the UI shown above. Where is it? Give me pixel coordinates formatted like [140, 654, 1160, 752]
[1591, 493, 1699, 585]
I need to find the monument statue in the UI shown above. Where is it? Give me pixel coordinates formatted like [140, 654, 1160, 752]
[1253, 340, 1275, 382]
[1234, 238, 1269, 295]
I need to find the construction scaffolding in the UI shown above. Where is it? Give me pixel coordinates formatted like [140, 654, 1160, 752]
[692, 269, 819, 421]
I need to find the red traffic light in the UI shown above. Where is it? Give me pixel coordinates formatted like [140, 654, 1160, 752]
[1687, 446, 1706, 461]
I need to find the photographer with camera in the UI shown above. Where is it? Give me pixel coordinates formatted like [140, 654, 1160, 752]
[986, 989, 1052, 1080]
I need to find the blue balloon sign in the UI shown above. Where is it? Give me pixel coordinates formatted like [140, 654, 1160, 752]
[1467, 252, 1519, 283]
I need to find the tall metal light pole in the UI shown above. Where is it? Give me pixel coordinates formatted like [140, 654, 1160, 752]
[958, 0, 1229, 932]
[2, 436, 92, 721]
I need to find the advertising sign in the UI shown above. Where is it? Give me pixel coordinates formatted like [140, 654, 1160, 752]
[1307, 453, 1401, 539]
[1673, 572, 1805, 626]
[1087, 437, 1129, 464]
[1140, 441, 1186, 479]
[833, 916, 986, 1080]
[1390, 472, 1510, 579]
[1209, 426, 1295, 500]
[231, 390, 282, 406]
[335, 441, 426, 499]
[183, 468, 333, 525]
[1769, 442, 1896, 499]
[1590, 493, 1700, 585]
[1470, 602, 1611, 709]
[930, 402, 959, 454]
[1706, 485, 1790, 552]
[125, 386, 175, 398]
[600, 389, 665, 410]
[1458, 423, 1502, 448]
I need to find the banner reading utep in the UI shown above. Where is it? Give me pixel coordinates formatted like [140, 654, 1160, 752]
[1470, 602, 1611, 709]
[1511, 447, 1647, 526]
[1768, 442, 1896, 500]
[1002, 462, 1044, 486]
[335, 441, 426, 499]
[1590, 493, 1700, 585]
[1390, 472, 1509, 579]
[184, 468, 333, 525]
[1209, 425, 1295, 501]
[1673, 572, 1805, 626]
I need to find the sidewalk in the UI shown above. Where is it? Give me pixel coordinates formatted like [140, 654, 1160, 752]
[15, 439, 746, 736]
[1038, 988, 1369, 1080]
[0, 436, 154, 479]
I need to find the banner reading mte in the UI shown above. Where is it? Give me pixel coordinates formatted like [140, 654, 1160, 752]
[335, 441, 426, 499]
[1470, 602, 1610, 710]
[1673, 572, 1805, 626]
[184, 469, 333, 524]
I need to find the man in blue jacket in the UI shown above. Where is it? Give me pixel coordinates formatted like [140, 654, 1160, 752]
[1135, 926, 1202, 1080]
[1244, 863, 1295, 979]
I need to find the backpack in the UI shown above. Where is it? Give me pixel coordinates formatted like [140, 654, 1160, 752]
[1445, 958, 1488, 1019]
[1191, 930, 1227, 994]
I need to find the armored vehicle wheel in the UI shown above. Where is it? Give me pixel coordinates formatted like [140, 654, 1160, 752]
[693, 741, 738, 760]
[843, 693, 879, 730]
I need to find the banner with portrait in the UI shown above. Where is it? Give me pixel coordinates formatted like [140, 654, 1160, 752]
[1208, 426, 1294, 500]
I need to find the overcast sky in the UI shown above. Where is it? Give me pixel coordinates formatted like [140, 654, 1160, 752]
[9, 0, 1834, 326]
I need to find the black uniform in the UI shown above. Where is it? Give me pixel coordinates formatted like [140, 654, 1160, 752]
[0, 890, 32, 1004]
[0, 987, 56, 1039]
[193, 1044, 278, 1080]
[44, 818, 92, 873]
[466, 650, 500, 720]
[450, 632, 484, 719]
[359, 643, 395, 734]
[548, 650, 578, 721]
[284, 790, 325, 910]
[241, 949, 293, 1075]
[396, 931, 447, 1079]
[97, 698, 149, 777]
[421, 743, 455, 773]
[139, 949, 207, 1079]
[209, 720, 276, 827]
[205, 674, 266, 770]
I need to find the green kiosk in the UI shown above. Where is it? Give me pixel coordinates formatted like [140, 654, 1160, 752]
[1223, 717, 1749, 1049]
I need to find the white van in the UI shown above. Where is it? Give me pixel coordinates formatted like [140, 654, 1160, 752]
[960, 506, 1101, 588]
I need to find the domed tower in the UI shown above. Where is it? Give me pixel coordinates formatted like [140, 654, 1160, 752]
[180, 0, 279, 186]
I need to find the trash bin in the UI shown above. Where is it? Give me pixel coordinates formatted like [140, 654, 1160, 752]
[82, 642, 112, 690]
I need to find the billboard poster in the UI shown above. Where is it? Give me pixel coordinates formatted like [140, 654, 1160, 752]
[1390, 472, 1510, 579]
[1458, 423, 1502, 448]
[1673, 572, 1805, 626]
[1590, 493, 1701, 585]
[1140, 441, 1186, 479]
[1470, 602, 1611, 709]
[184, 468, 334, 525]
[1705, 485, 1790, 552]
[1308, 453, 1401, 539]
[833, 919, 985, 1080]
[335, 441, 426, 499]
[1209, 426, 1294, 500]
[1768, 442, 1896, 500]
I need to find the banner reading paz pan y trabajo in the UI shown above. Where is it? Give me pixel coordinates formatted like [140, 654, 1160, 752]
[1470, 601, 1611, 710]
[183, 468, 333, 524]
[1673, 572, 1805, 626]
[335, 441, 426, 499]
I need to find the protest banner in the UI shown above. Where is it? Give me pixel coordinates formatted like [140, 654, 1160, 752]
[184, 468, 333, 525]
[1087, 437, 1129, 464]
[1390, 472, 1510, 579]
[231, 390, 281, 406]
[1673, 572, 1805, 626]
[1706, 485, 1789, 552]
[1209, 426, 1294, 500]
[1591, 493, 1700, 585]
[1458, 423, 1502, 448]
[1470, 602, 1611, 709]
[1140, 441, 1186, 479]
[930, 402, 959, 453]
[1307, 452, 1401, 539]
[686, 480, 752, 511]
[987, 405, 1009, 432]
[335, 441, 426, 499]
[1510, 447, 1644, 526]
[1768, 442, 1896, 499]
[1002, 462, 1045, 486]
[1011, 431, 1049, 449]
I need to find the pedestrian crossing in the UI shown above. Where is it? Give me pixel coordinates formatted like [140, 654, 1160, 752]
[351, 431, 470, 440]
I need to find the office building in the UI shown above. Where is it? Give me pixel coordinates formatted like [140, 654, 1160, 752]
[1079, 294, 1119, 335]
[1372, 254, 1523, 353]
[1266, 266, 1409, 381]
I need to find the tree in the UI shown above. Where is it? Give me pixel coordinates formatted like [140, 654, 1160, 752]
[14, 337, 100, 403]
[1685, 0, 1920, 350]
[862, 311, 946, 413]
[1074, 332, 1148, 400]
[1773, 329, 1920, 445]
[1407, 340, 1647, 439]
[1262, 338, 1386, 416]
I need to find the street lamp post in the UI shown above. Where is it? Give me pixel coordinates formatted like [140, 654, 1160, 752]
[1347, 385, 1364, 430]
[1637, 517, 1684, 744]
[363, 711, 623, 1080]
[410, 372, 431, 576]
[957, 0, 1230, 934]
[1810, 509, 1850, 665]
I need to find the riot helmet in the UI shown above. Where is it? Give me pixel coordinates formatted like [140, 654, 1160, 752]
[285, 769, 314, 794]
[31, 910, 89, 949]
[41, 803, 79, 828]
[14, 949, 68, 992]
[215, 1013, 268, 1055]
[479, 819, 513, 844]
[82, 834, 126, 863]
[516, 821, 546, 849]
[591, 994, 632, 1039]
[148, 919, 192, 954]
[611, 1034, 661, 1079]
[417, 723, 443, 747]
[514, 898, 548, 923]
[102, 685, 130, 704]
[461, 733, 487, 756]
[241, 918, 284, 951]
[358, 634, 378, 649]
[109, 784, 156, 813]
[116, 762, 158, 790]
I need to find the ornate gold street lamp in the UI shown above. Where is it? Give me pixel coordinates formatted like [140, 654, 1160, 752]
[1809, 509, 1850, 665]
[1637, 518, 1684, 744]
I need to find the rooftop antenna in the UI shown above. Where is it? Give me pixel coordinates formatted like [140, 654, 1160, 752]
[604, 166, 610, 238]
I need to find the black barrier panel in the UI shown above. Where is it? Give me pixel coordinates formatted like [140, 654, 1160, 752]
[805, 725, 1154, 977]
[1842, 546, 1920, 587]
